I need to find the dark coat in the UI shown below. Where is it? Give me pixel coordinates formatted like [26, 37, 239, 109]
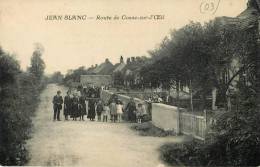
[53, 95, 63, 110]
[125, 101, 136, 121]
[64, 95, 72, 116]
[87, 99, 96, 119]
[71, 97, 80, 118]
[79, 96, 87, 115]
[96, 103, 103, 116]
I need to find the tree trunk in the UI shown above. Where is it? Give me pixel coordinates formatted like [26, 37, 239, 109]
[257, 16, 260, 110]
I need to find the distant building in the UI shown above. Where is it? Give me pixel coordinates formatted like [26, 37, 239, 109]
[113, 56, 126, 73]
[92, 58, 114, 75]
[211, 1, 259, 110]
[80, 75, 112, 87]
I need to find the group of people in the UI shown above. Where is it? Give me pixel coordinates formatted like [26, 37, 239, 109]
[52, 90, 90, 121]
[52, 90, 148, 123]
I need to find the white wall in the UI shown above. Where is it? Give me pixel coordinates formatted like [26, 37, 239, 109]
[151, 103, 179, 132]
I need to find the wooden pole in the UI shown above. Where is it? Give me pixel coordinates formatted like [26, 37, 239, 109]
[190, 80, 194, 113]
[176, 80, 181, 135]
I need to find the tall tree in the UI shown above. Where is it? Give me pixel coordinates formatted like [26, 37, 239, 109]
[28, 43, 45, 82]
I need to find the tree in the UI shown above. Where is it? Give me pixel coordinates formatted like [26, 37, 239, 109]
[0, 47, 44, 165]
[49, 71, 64, 84]
[28, 43, 45, 82]
[63, 66, 88, 84]
[0, 48, 20, 87]
[141, 19, 257, 110]
[113, 71, 124, 87]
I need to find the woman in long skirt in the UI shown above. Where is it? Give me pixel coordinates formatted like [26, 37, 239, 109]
[125, 98, 136, 122]
[71, 94, 79, 121]
[64, 91, 72, 120]
[116, 100, 123, 122]
[79, 95, 86, 121]
[88, 94, 96, 121]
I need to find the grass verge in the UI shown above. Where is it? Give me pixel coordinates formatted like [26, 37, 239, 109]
[130, 121, 175, 137]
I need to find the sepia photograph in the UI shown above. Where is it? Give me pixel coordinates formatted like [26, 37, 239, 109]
[0, 0, 259, 166]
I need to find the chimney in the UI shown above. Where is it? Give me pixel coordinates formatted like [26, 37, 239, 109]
[120, 56, 124, 63]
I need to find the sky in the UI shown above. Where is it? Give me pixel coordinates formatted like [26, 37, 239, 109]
[0, 0, 247, 74]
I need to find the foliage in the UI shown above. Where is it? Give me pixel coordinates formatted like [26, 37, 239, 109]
[160, 141, 206, 166]
[0, 47, 45, 165]
[140, 20, 257, 108]
[204, 80, 260, 166]
[159, 65, 259, 166]
[131, 122, 175, 137]
[28, 43, 46, 82]
[113, 71, 124, 87]
[63, 66, 88, 85]
[48, 71, 64, 84]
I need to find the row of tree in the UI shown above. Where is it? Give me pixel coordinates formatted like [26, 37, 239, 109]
[140, 19, 257, 110]
[0, 44, 46, 165]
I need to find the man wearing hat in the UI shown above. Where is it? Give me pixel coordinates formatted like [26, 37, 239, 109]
[52, 90, 63, 121]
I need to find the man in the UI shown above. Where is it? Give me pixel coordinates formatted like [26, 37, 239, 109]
[52, 90, 63, 121]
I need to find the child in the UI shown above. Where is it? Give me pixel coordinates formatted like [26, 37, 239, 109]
[109, 100, 117, 123]
[136, 103, 143, 123]
[102, 103, 110, 122]
[116, 100, 123, 123]
[96, 100, 103, 122]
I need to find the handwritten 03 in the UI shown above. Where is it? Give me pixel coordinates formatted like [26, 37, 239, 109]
[200, 0, 221, 15]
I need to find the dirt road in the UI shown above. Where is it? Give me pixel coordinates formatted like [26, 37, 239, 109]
[26, 84, 185, 167]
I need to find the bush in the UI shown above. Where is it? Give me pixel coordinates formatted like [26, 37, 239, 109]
[0, 49, 45, 165]
[159, 83, 260, 167]
[160, 141, 206, 166]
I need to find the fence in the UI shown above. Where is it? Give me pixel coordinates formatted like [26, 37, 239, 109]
[151, 102, 207, 140]
[179, 112, 207, 140]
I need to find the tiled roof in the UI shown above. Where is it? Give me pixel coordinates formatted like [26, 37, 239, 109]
[215, 6, 258, 30]
[237, 7, 258, 29]
[92, 60, 114, 75]
[113, 63, 126, 73]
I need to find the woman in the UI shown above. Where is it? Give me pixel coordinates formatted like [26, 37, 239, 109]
[71, 93, 79, 121]
[96, 100, 103, 121]
[116, 100, 123, 122]
[109, 100, 117, 122]
[125, 98, 136, 122]
[78, 94, 86, 121]
[64, 91, 72, 120]
[88, 94, 96, 121]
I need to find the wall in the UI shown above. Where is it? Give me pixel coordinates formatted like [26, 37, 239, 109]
[151, 103, 207, 139]
[151, 103, 179, 131]
[100, 90, 207, 140]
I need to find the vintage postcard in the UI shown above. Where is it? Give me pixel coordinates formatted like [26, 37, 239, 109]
[0, 0, 259, 166]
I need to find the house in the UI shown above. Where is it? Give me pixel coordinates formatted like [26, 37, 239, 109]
[211, 0, 259, 110]
[92, 58, 114, 75]
[112, 56, 126, 73]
